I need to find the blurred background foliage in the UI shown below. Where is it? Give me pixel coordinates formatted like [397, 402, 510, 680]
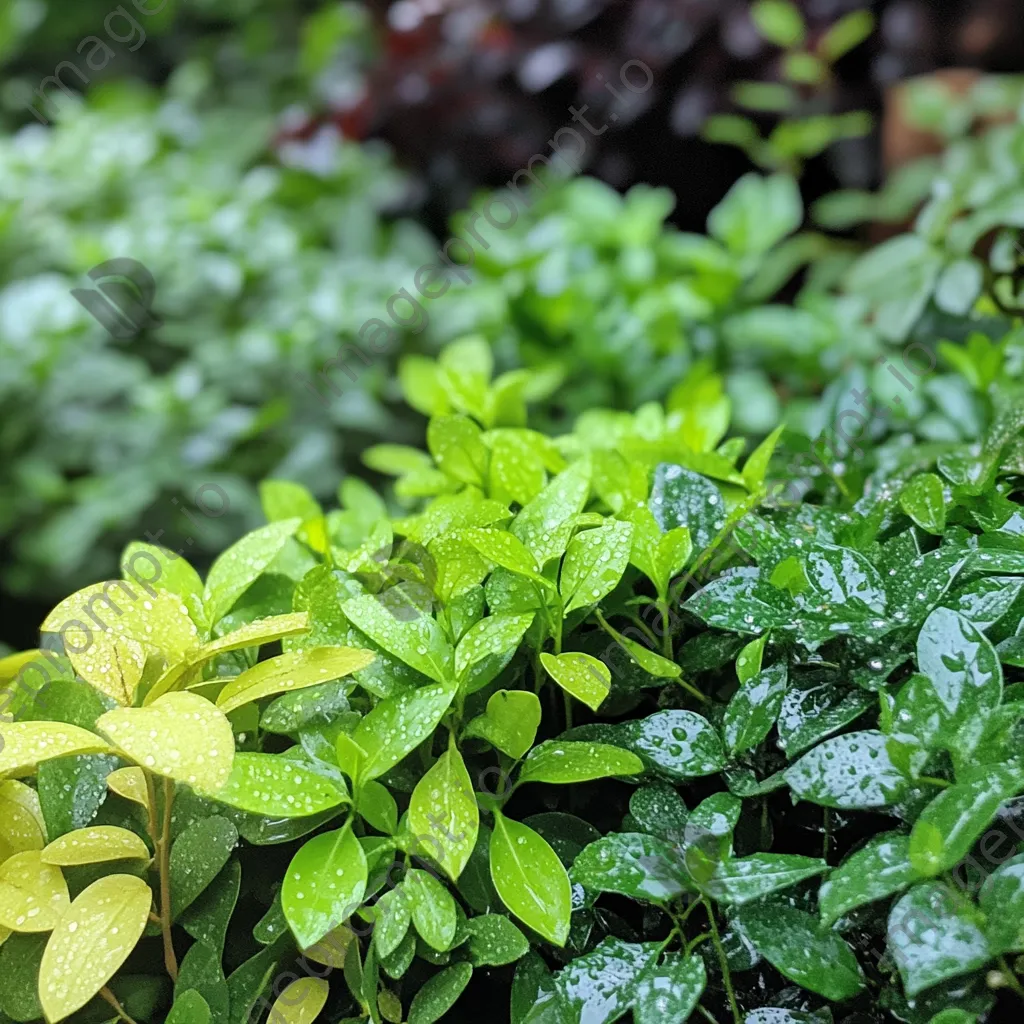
[1, 0, 1023, 640]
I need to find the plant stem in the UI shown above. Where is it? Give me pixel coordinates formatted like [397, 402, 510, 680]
[100, 986, 139, 1024]
[703, 897, 741, 1024]
[563, 691, 574, 732]
[657, 598, 672, 659]
[918, 775, 951, 789]
[998, 956, 1024, 1000]
[158, 776, 178, 981]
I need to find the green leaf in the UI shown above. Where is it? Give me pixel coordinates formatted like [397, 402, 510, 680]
[343, 595, 453, 683]
[751, 0, 806, 46]
[407, 738, 479, 882]
[358, 780, 397, 835]
[179, 857, 241, 954]
[40, 826, 149, 866]
[594, 613, 682, 680]
[37, 875, 152, 1022]
[785, 731, 908, 809]
[979, 853, 1024, 953]
[175, 939, 229, 1022]
[203, 519, 301, 626]
[819, 833, 920, 926]
[404, 868, 457, 951]
[97, 692, 234, 796]
[742, 424, 786, 494]
[539, 653, 611, 712]
[511, 461, 591, 568]
[900, 474, 947, 534]
[723, 662, 788, 755]
[38, 753, 120, 841]
[215, 752, 347, 818]
[708, 173, 803, 257]
[428, 415, 489, 487]
[0, 933, 45, 1021]
[914, 608, 1002, 746]
[735, 633, 769, 685]
[408, 962, 472, 1024]
[0, 851, 69, 933]
[888, 882, 991, 996]
[518, 741, 642, 786]
[120, 542, 206, 631]
[166, 990, 212, 1024]
[282, 825, 368, 949]
[169, 815, 238, 920]
[777, 683, 874, 756]
[571, 833, 688, 903]
[454, 613, 535, 687]
[260, 480, 323, 525]
[490, 813, 571, 946]
[462, 529, 547, 584]
[466, 914, 529, 967]
[352, 679, 458, 782]
[704, 853, 827, 905]
[629, 783, 689, 845]
[463, 690, 541, 759]
[736, 902, 864, 1000]
[819, 9, 874, 59]
[944, 576, 1024, 632]
[215, 646, 373, 714]
[374, 887, 411, 959]
[909, 761, 1024, 876]
[260, 681, 352, 734]
[628, 506, 692, 598]
[633, 953, 706, 1024]
[558, 520, 633, 614]
[620, 710, 726, 779]
[649, 463, 726, 555]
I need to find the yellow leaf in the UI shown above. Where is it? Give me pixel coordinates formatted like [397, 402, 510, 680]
[42, 826, 150, 867]
[38, 874, 152, 1023]
[0, 851, 69, 932]
[267, 976, 329, 1024]
[0, 650, 45, 683]
[106, 767, 150, 811]
[0, 781, 46, 862]
[216, 646, 374, 714]
[145, 612, 312, 705]
[42, 583, 200, 705]
[0, 722, 110, 779]
[300, 923, 356, 968]
[0, 924, 9, 948]
[97, 692, 234, 796]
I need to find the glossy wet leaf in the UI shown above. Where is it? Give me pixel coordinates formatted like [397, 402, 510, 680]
[819, 833, 920, 926]
[203, 519, 301, 625]
[282, 825, 368, 948]
[0, 722, 110, 777]
[179, 857, 241, 954]
[216, 646, 373, 714]
[620, 710, 726, 779]
[539, 652, 611, 712]
[343, 594, 453, 684]
[509, 461, 591, 569]
[408, 962, 472, 1024]
[888, 882, 991, 996]
[37, 752, 120, 842]
[41, 826, 149, 866]
[571, 833, 687, 903]
[649, 463, 727, 554]
[106, 766, 149, 811]
[628, 783, 689, 844]
[455, 613, 535, 692]
[467, 914, 530, 966]
[979, 853, 1024, 953]
[260, 680, 352, 734]
[266, 976, 329, 1024]
[404, 868, 457, 951]
[462, 528, 546, 583]
[373, 887, 411, 959]
[559, 520, 633, 614]
[627, 506, 691, 597]
[944, 576, 1024, 632]
[463, 690, 541, 759]
[97, 692, 234, 795]
[900, 473, 947, 534]
[352, 678, 458, 782]
[37, 874, 151, 1022]
[358, 779, 398, 834]
[785, 731, 908, 809]
[166, 990, 212, 1024]
[490, 813, 571, 946]
[518, 741, 643, 786]
[633, 953, 706, 1024]
[169, 815, 238, 919]
[777, 684, 874, 756]
[723, 662, 788, 755]
[0, 851, 69, 932]
[408, 739, 479, 881]
[736, 902, 865, 1000]
[0, 781, 45, 857]
[175, 938, 229, 1021]
[704, 853, 827, 905]
[215, 752, 347, 818]
[909, 761, 1024, 876]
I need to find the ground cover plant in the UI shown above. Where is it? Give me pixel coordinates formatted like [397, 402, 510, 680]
[2, 321, 1024, 1022]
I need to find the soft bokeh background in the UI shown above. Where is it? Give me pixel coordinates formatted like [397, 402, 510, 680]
[2, 0, 1024, 646]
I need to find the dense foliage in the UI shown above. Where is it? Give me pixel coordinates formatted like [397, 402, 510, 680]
[2, 305, 1024, 1021]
